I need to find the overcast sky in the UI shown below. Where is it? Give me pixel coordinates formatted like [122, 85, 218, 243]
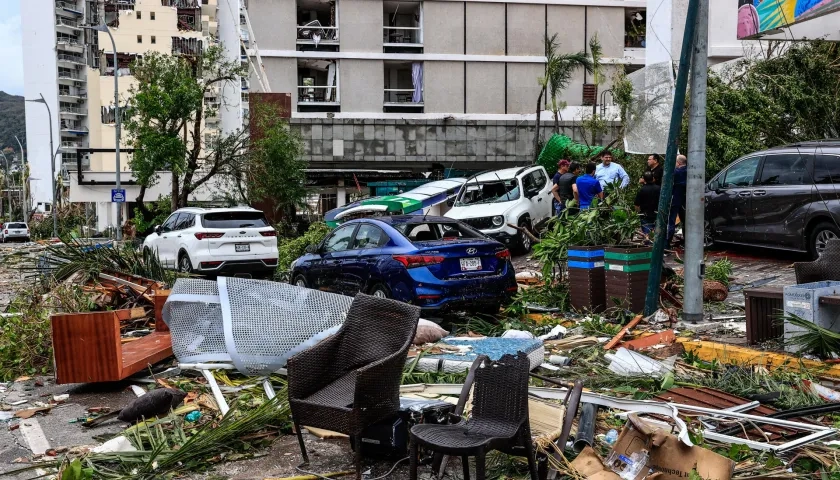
[0, 2, 23, 96]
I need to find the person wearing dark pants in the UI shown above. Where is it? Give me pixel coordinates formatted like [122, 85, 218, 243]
[551, 160, 580, 216]
[668, 155, 688, 246]
[635, 172, 661, 235]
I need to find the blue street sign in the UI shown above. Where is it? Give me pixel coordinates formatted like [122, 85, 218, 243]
[111, 189, 126, 203]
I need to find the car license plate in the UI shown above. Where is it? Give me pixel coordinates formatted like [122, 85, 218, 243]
[460, 257, 481, 271]
[235, 243, 250, 253]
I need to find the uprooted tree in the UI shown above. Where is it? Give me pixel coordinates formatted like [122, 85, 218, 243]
[124, 46, 248, 218]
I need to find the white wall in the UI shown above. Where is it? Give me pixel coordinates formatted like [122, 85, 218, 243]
[21, 0, 60, 207]
[218, 0, 243, 135]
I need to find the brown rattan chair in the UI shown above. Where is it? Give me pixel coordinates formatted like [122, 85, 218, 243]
[795, 238, 840, 284]
[408, 353, 538, 480]
[287, 293, 420, 479]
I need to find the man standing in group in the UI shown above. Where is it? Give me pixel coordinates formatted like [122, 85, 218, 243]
[595, 152, 630, 190]
[635, 172, 661, 235]
[640, 154, 663, 186]
[668, 155, 688, 246]
[551, 160, 580, 215]
[575, 162, 604, 210]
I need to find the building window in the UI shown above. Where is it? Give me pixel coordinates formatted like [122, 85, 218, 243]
[136, 11, 141, 19]
[151, 36, 156, 44]
[151, 11, 155, 20]
[137, 35, 142, 43]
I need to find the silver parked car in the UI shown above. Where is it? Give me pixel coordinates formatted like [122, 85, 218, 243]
[2, 222, 30, 243]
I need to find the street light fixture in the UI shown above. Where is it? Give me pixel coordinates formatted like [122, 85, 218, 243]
[14, 136, 28, 217]
[85, 24, 123, 241]
[25, 94, 58, 238]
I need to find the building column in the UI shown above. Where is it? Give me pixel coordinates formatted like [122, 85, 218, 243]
[336, 180, 347, 207]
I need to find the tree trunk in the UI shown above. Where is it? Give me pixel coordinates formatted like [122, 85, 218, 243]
[553, 109, 560, 133]
[135, 184, 152, 220]
[533, 87, 545, 161]
[171, 174, 179, 212]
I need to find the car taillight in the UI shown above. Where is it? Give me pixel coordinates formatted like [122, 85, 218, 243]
[260, 230, 277, 237]
[200, 261, 223, 269]
[3, 230, 7, 235]
[194, 232, 225, 240]
[262, 258, 278, 266]
[392, 254, 445, 268]
[495, 249, 511, 260]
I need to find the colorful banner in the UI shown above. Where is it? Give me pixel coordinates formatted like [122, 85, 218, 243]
[738, 0, 840, 39]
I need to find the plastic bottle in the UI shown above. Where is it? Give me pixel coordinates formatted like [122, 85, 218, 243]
[605, 429, 618, 445]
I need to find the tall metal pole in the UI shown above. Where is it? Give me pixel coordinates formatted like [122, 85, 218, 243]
[106, 28, 123, 241]
[644, 0, 700, 316]
[43, 94, 58, 239]
[0, 152, 11, 221]
[14, 136, 27, 218]
[683, 0, 709, 323]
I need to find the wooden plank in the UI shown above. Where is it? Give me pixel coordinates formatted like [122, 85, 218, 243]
[51, 311, 122, 384]
[154, 290, 171, 332]
[621, 330, 676, 350]
[678, 339, 840, 379]
[116, 307, 147, 322]
[604, 314, 643, 350]
[120, 331, 173, 379]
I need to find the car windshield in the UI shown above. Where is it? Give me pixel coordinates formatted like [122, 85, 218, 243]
[201, 212, 269, 229]
[454, 179, 520, 206]
[395, 222, 484, 242]
[7, 223, 26, 229]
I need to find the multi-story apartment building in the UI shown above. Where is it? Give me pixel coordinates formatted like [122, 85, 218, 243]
[245, 0, 753, 210]
[21, 0, 243, 231]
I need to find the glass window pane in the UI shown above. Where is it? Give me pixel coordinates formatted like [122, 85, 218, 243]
[758, 154, 806, 186]
[722, 157, 760, 188]
[814, 154, 840, 184]
[324, 224, 356, 253]
[353, 224, 389, 248]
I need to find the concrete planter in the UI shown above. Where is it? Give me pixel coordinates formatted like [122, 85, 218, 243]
[604, 246, 652, 313]
[568, 245, 606, 313]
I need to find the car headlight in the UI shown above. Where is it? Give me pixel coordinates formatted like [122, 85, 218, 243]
[492, 215, 504, 227]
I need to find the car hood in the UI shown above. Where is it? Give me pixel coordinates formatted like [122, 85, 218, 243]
[445, 202, 514, 220]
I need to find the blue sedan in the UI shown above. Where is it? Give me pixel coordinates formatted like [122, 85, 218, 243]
[290, 216, 517, 313]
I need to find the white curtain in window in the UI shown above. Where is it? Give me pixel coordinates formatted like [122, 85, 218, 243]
[326, 62, 336, 101]
[411, 62, 423, 103]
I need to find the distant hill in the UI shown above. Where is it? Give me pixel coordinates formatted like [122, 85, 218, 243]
[0, 92, 25, 155]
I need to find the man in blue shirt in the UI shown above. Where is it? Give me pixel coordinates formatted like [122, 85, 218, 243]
[595, 152, 630, 189]
[575, 162, 604, 210]
[668, 154, 688, 246]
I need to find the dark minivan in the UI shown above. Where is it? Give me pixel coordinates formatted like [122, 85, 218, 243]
[706, 140, 840, 257]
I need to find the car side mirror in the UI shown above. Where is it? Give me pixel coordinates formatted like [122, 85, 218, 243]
[305, 244, 318, 254]
[154, 225, 161, 234]
[446, 197, 455, 207]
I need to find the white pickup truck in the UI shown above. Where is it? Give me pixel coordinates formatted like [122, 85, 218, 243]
[445, 166, 553, 253]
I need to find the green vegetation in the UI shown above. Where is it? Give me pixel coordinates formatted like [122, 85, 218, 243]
[276, 222, 331, 277]
[0, 92, 25, 153]
[705, 257, 734, 286]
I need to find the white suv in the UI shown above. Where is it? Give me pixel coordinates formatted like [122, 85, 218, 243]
[143, 207, 279, 277]
[445, 166, 553, 253]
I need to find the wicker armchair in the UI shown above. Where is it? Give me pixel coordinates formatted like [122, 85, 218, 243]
[287, 293, 420, 479]
[795, 238, 840, 284]
[409, 353, 538, 480]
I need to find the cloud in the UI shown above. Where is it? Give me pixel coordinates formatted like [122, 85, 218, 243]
[0, 15, 23, 95]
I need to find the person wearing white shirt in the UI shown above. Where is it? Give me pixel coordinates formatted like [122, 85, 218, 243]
[595, 152, 630, 189]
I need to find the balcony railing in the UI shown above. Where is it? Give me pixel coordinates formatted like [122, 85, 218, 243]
[56, 18, 82, 29]
[58, 71, 84, 81]
[161, 0, 200, 6]
[60, 106, 84, 114]
[57, 54, 85, 64]
[61, 123, 89, 132]
[57, 38, 82, 47]
[298, 86, 338, 103]
[383, 26, 421, 45]
[61, 141, 82, 148]
[384, 88, 421, 104]
[297, 24, 338, 42]
[56, 1, 84, 13]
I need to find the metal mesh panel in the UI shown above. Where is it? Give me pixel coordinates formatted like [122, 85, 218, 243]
[163, 279, 229, 364]
[623, 61, 675, 155]
[219, 277, 354, 376]
[163, 277, 354, 375]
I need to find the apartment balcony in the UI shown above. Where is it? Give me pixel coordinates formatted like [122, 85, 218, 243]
[57, 37, 84, 53]
[58, 91, 87, 102]
[57, 54, 86, 66]
[59, 105, 85, 116]
[56, 17, 83, 32]
[384, 61, 422, 113]
[383, 1, 422, 53]
[298, 86, 339, 113]
[61, 123, 89, 135]
[297, 24, 339, 52]
[60, 140, 83, 150]
[55, 1, 84, 17]
[57, 70, 86, 84]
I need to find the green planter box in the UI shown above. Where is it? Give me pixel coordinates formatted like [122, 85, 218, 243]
[604, 246, 652, 313]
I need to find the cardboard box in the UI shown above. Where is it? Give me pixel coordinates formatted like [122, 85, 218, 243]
[571, 414, 734, 480]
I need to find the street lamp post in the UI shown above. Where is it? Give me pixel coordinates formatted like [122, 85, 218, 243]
[25, 94, 58, 238]
[86, 24, 122, 241]
[14, 136, 27, 218]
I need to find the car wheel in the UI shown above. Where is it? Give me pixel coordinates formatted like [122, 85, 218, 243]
[515, 218, 532, 254]
[178, 252, 193, 273]
[369, 283, 390, 299]
[810, 222, 840, 258]
[293, 274, 308, 288]
[703, 220, 715, 248]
